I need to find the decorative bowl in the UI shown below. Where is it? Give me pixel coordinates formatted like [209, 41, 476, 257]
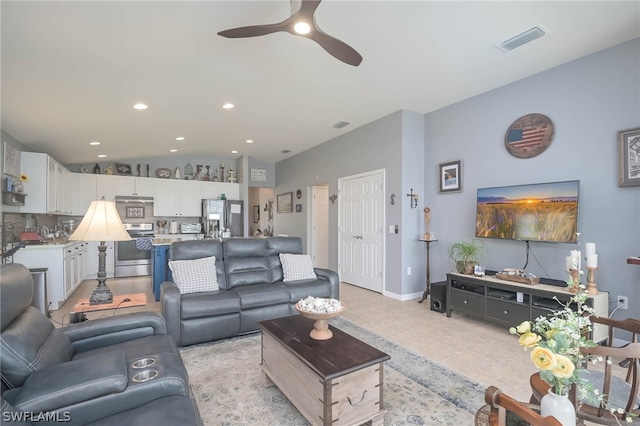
[295, 301, 346, 340]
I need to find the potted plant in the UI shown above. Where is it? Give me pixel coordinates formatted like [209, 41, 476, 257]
[448, 239, 484, 274]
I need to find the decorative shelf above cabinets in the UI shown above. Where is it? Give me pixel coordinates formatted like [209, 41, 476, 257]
[2, 191, 27, 206]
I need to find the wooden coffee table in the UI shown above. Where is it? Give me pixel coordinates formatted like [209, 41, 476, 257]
[258, 315, 391, 426]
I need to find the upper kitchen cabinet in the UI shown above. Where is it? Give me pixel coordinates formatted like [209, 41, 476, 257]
[20, 152, 75, 214]
[154, 179, 201, 217]
[200, 181, 240, 200]
[76, 173, 97, 215]
[115, 176, 155, 197]
[95, 175, 118, 201]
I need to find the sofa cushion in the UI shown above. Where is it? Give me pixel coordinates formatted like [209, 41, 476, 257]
[266, 237, 303, 282]
[224, 238, 272, 288]
[171, 239, 227, 290]
[279, 253, 317, 282]
[180, 291, 241, 320]
[233, 283, 291, 309]
[283, 278, 332, 302]
[169, 256, 219, 294]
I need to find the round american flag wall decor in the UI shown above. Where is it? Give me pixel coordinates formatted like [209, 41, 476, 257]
[504, 113, 554, 158]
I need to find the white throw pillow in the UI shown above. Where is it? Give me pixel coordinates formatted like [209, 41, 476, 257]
[279, 253, 317, 282]
[169, 256, 219, 294]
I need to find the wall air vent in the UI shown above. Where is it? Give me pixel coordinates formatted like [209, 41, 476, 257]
[333, 120, 351, 129]
[494, 26, 547, 52]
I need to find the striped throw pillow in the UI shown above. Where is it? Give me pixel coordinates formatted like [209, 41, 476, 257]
[279, 253, 317, 282]
[169, 256, 219, 294]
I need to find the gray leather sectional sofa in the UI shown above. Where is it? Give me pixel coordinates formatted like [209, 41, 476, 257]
[161, 236, 340, 346]
[0, 263, 202, 425]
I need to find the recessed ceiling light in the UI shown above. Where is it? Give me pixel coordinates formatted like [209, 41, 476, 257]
[222, 103, 234, 109]
[294, 22, 311, 35]
[170, 149, 178, 153]
[89, 141, 101, 146]
[176, 137, 185, 141]
[133, 103, 148, 110]
[246, 139, 254, 144]
[231, 150, 238, 154]
[98, 154, 107, 158]
[281, 149, 291, 154]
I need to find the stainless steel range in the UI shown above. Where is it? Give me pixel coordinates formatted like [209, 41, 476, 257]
[115, 223, 154, 278]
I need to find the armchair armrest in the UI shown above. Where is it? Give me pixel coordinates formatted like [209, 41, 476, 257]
[2, 351, 127, 413]
[314, 268, 340, 299]
[61, 312, 166, 353]
[160, 281, 182, 346]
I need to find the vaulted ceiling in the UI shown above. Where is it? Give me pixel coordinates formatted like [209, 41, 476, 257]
[2, 1, 638, 165]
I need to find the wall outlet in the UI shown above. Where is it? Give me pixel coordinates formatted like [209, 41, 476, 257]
[407, 266, 412, 275]
[617, 295, 628, 310]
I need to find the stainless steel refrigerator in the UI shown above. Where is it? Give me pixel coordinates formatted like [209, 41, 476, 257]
[201, 199, 244, 237]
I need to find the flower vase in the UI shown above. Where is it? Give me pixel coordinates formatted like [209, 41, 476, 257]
[540, 389, 576, 425]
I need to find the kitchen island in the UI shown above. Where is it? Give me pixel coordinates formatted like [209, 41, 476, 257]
[151, 234, 199, 301]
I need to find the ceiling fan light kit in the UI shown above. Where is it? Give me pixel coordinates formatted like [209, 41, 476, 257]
[217, 0, 362, 66]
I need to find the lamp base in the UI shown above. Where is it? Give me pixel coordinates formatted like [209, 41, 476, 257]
[89, 285, 113, 305]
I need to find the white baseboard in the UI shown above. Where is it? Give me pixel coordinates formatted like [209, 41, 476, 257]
[383, 290, 423, 301]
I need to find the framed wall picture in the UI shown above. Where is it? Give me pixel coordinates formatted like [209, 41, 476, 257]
[253, 205, 260, 223]
[439, 160, 462, 193]
[277, 192, 293, 213]
[115, 163, 132, 175]
[618, 127, 640, 187]
[295, 204, 302, 212]
[3, 142, 21, 178]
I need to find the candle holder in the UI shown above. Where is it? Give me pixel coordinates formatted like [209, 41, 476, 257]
[569, 269, 580, 293]
[586, 267, 598, 295]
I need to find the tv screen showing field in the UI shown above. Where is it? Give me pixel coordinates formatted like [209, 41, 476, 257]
[475, 181, 579, 243]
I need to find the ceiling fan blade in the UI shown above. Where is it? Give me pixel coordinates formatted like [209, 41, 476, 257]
[297, 0, 322, 17]
[218, 22, 286, 38]
[306, 28, 363, 66]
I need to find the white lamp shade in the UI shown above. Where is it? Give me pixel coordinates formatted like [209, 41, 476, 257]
[68, 199, 132, 242]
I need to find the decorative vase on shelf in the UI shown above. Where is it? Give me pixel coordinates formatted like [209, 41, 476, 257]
[540, 389, 576, 426]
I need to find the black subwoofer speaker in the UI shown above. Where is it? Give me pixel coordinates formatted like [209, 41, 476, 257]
[430, 281, 447, 313]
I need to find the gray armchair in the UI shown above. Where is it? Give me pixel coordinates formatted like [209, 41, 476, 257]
[0, 263, 202, 425]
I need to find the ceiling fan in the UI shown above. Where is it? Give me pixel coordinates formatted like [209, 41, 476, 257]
[217, 0, 363, 67]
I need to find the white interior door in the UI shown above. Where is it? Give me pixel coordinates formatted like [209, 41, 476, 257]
[311, 185, 329, 268]
[338, 170, 384, 293]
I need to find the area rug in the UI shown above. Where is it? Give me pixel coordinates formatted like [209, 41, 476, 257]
[179, 317, 485, 425]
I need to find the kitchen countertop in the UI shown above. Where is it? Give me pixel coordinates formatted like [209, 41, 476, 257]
[152, 234, 200, 245]
[12, 238, 78, 249]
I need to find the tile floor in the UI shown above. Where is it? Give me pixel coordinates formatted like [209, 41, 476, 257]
[52, 277, 624, 415]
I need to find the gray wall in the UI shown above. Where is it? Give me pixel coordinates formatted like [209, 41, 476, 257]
[276, 38, 640, 316]
[424, 38, 640, 319]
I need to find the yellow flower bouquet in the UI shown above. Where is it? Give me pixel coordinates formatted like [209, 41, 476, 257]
[510, 289, 597, 397]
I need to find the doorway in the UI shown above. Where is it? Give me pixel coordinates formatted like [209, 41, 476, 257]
[338, 169, 385, 293]
[310, 184, 329, 268]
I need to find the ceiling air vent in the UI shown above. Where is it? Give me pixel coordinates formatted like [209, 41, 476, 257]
[494, 26, 547, 52]
[333, 120, 351, 129]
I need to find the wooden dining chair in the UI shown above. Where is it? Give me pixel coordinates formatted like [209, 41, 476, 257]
[479, 386, 562, 426]
[530, 316, 640, 425]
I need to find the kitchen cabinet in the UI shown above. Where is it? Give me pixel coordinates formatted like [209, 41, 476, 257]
[154, 179, 201, 217]
[200, 181, 240, 200]
[76, 173, 97, 215]
[13, 241, 89, 310]
[115, 176, 155, 197]
[64, 242, 87, 299]
[20, 152, 74, 214]
[95, 175, 118, 201]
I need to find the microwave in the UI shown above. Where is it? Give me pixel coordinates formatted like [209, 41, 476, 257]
[180, 223, 202, 234]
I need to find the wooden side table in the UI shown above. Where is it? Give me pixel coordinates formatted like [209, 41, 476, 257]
[418, 238, 438, 303]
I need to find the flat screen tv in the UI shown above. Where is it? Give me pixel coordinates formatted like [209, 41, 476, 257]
[475, 180, 579, 243]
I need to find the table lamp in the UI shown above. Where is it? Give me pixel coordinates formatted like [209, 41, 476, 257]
[68, 198, 132, 304]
